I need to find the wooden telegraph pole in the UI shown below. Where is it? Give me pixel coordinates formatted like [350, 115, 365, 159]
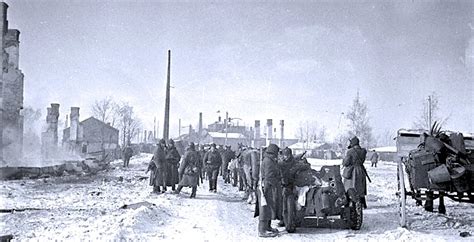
[163, 50, 171, 140]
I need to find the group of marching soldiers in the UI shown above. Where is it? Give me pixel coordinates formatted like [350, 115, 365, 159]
[143, 137, 368, 238]
[146, 140, 228, 198]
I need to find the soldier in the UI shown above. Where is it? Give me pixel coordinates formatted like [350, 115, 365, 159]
[370, 150, 379, 167]
[175, 142, 201, 198]
[342, 136, 368, 209]
[166, 139, 181, 191]
[122, 143, 133, 168]
[257, 144, 281, 237]
[277, 147, 310, 232]
[221, 145, 235, 183]
[151, 139, 168, 193]
[229, 156, 239, 187]
[199, 145, 207, 182]
[203, 143, 222, 192]
[236, 145, 247, 191]
[243, 148, 260, 204]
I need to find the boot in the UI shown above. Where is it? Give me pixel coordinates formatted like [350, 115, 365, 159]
[190, 186, 197, 198]
[250, 193, 257, 204]
[246, 194, 253, 204]
[267, 220, 279, 233]
[174, 185, 183, 195]
[171, 184, 176, 191]
[153, 186, 161, 194]
[258, 220, 277, 238]
[277, 220, 285, 227]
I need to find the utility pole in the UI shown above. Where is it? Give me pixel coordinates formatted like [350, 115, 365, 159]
[225, 111, 228, 146]
[163, 50, 171, 140]
[306, 121, 309, 150]
[153, 117, 156, 140]
[137, 129, 140, 144]
[428, 95, 432, 129]
[178, 118, 181, 137]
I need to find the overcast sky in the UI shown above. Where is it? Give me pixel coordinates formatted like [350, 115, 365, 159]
[7, 0, 473, 143]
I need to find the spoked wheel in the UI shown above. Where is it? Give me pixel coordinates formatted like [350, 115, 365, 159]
[397, 159, 407, 228]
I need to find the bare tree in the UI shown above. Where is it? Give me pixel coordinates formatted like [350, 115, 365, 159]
[345, 92, 374, 148]
[413, 92, 449, 130]
[91, 97, 121, 158]
[295, 120, 324, 149]
[376, 129, 395, 147]
[91, 97, 119, 127]
[117, 103, 142, 146]
[318, 126, 327, 143]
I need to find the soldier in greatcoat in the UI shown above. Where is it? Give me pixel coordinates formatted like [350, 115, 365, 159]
[221, 145, 235, 183]
[256, 143, 281, 237]
[242, 148, 259, 203]
[370, 150, 379, 167]
[203, 143, 222, 192]
[342, 136, 368, 208]
[175, 142, 201, 198]
[122, 144, 133, 168]
[151, 139, 168, 193]
[166, 139, 181, 191]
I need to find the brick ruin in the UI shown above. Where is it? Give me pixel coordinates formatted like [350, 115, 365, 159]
[0, 2, 24, 164]
[41, 103, 60, 159]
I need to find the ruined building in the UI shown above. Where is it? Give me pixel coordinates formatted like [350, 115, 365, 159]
[62, 107, 119, 160]
[0, 3, 24, 163]
[41, 104, 60, 159]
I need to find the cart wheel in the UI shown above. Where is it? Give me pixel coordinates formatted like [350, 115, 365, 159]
[349, 200, 363, 230]
[397, 159, 407, 228]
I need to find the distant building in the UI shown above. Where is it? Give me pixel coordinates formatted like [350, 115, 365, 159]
[63, 116, 119, 160]
[368, 146, 397, 162]
[200, 131, 248, 150]
[288, 142, 337, 159]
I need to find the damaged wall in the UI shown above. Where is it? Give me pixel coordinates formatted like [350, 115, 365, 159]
[41, 103, 59, 159]
[0, 2, 24, 164]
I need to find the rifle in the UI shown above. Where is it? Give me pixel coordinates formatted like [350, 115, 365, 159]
[146, 158, 156, 173]
[295, 151, 307, 161]
[354, 151, 372, 183]
[361, 164, 372, 183]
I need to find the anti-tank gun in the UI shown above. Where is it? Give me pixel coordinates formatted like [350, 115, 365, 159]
[284, 151, 364, 231]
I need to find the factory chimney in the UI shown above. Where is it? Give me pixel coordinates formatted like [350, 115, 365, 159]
[266, 119, 273, 146]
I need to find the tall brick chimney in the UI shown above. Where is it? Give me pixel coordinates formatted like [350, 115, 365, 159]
[50, 103, 60, 146]
[198, 112, 203, 138]
[0, 2, 8, 35]
[69, 107, 80, 142]
[254, 120, 260, 140]
[0, 2, 7, 162]
[280, 120, 284, 148]
[266, 119, 273, 146]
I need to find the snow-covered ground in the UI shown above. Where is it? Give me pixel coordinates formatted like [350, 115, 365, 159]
[0, 155, 472, 241]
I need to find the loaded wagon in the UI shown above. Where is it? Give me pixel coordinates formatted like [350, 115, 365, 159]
[396, 124, 474, 227]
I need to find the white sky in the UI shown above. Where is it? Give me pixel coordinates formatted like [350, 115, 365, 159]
[7, 0, 474, 143]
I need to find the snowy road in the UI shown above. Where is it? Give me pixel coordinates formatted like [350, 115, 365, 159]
[1, 154, 473, 241]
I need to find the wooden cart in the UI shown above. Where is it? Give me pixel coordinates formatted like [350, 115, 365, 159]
[396, 129, 474, 228]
